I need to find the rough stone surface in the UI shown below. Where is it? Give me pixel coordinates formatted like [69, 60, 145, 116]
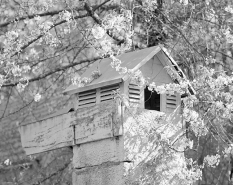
[73, 162, 124, 185]
[73, 137, 123, 168]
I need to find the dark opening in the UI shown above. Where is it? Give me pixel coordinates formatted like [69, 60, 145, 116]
[144, 86, 160, 111]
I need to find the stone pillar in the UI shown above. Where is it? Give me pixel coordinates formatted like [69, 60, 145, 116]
[72, 136, 124, 185]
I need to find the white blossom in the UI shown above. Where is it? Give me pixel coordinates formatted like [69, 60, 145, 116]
[34, 16, 41, 22]
[118, 67, 128, 75]
[60, 10, 72, 22]
[4, 159, 11, 166]
[225, 6, 233, 14]
[204, 154, 220, 168]
[34, 93, 42, 102]
[6, 30, 19, 41]
[0, 75, 4, 88]
[92, 26, 105, 39]
[12, 65, 22, 77]
[180, 0, 189, 6]
[17, 77, 29, 92]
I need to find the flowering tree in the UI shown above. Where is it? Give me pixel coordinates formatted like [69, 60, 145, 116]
[1, 0, 233, 184]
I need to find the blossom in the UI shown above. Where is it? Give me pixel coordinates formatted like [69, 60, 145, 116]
[225, 6, 233, 14]
[21, 65, 31, 73]
[29, 48, 38, 56]
[223, 145, 233, 158]
[91, 26, 105, 39]
[91, 70, 101, 79]
[180, 0, 189, 6]
[16, 77, 29, 92]
[72, 76, 91, 87]
[12, 65, 22, 77]
[60, 10, 72, 22]
[6, 30, 19, 41]
[215, 101, 224, 109]
[101, 40, 112, 53]
[0, 75, 5, 88]
[81, 77, 91, 85]
[64, 27, 70, 34]
[39, 21, 53, 32]
[204, 154, 220, 168]
[34, 16, 41, 22]
[206, 0, 211, 5]
[118, 67, 128, 75]
[110, 57, 121, 68]
[34, 93, 42, 102]
[129, 70, 146, 86]
[4, 159, 11, 166]
[71, 75, 80, 85]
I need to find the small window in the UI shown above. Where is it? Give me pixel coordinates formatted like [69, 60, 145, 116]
[144, 86, 160, 111]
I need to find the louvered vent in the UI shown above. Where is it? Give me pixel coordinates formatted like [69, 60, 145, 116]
[100, 84, 119, 102]
[78, 89, 96, 108]
[166, 94, 177, 112]
[128, 83, 141, 103]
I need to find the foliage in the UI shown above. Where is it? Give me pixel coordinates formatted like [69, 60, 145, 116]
[1, 0, 233, 184]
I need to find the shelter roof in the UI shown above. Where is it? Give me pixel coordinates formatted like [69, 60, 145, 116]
[64, 45, 195, 95]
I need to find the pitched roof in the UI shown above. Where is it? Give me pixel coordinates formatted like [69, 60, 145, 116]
[64, 46, 161, 95]
[63, 45, 195, 95]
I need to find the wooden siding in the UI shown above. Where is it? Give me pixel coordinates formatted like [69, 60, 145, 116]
[139, 56, 174, 85]
[19, 100, 123, 155]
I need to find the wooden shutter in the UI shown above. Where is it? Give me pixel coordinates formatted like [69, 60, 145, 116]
[164, 94, 180, 113]
[128, 83, 141, 103]
[78, 89, 96, 108]
[100, 84, 119, 102]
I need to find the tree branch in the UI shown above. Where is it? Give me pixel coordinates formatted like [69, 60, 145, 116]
[32, 161, 70, 185]
[0, 9, 66, 28]
[10, 1, 116, 56]
[2, 57, 101, 87]
[0, 1, 113, 29]
[84, 1, 125, 45]
[11, 13, 89, 57]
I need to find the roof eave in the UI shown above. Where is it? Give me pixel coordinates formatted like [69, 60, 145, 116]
[63, 78, 123, 95]
[160, 47, 196, 95]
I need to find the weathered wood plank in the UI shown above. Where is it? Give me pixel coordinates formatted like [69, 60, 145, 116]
[72, 100, 123, 144]
[20, 101, 123, 155]
[100, 96, 114, 101]
[20, 113, 73, 155]
[78, 93, 96, 101]
[78, 98, 96, 105]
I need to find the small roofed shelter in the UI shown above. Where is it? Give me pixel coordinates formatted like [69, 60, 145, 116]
[19, 45, 194, 185]
[64, 45, 194, 114]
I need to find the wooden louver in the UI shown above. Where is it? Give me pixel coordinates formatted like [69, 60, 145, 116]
[166, 94, 177, 112]
[100, 84, 120, 102]
[128, 83, 141, 103]
[78, 89, 96, 108]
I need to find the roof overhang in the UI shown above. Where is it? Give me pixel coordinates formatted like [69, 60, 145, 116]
[63, 78, 123, 95]
[161, 47, 196, 95]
